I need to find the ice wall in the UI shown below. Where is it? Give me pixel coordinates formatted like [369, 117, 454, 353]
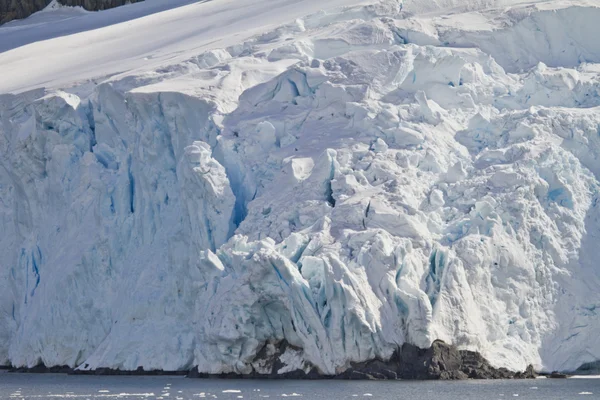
[1, 0, 600, 374]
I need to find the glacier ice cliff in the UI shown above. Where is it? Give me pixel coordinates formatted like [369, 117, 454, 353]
[1, 0, 600, 376]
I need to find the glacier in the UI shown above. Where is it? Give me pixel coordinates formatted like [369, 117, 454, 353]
[1, 0, 600, 376]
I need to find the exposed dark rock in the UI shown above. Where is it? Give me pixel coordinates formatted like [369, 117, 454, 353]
[337, 340, 536, 380]
[0, 0, 143, 25]
[515, 364, 538, 379]
[0, 0, 49, 24]
[191, 340, 325, 380]
[7, 340, 539, 380]
[57, 0, 143, 11]
[336, 359, 397, 380]
[547, 371, 570, 379]
[9, 364, 186, 375]
[186, 367, 201, 379]
[10, 364, 72, 373]
[188, 339, 538, 381]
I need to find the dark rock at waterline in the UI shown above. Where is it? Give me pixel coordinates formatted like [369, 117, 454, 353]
[191, 340, 326, 380]
[0, 0, 143, 25]
[189, 340, 537, 381]
[336, 359, 399, 380]
[9, 364, 186, 376]
[336, 340, 537, 380]
[76, 367, 187, 376]
[7, 340, 538, 380]
[514, 364, 537, 379]
[10, 364, 72, 374]
[547, 371, 570, 379]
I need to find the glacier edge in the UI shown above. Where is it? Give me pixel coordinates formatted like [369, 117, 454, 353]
[1, 0, 600, 376]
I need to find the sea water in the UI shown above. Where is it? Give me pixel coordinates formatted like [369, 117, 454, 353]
[1, 372, 599, 399]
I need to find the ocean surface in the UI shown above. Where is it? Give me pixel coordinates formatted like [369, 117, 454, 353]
[0, 372, 598, 399]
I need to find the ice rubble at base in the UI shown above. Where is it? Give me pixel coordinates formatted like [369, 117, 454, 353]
[1, 0, 600, 375]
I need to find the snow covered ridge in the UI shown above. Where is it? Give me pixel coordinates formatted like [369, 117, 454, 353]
[1, 0, 600, 376]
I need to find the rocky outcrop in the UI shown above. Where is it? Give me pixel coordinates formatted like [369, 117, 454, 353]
[9, 364, 74, 374]
[0, 0, 143, 25]
[0, 0, 50, 24]
[191, 340, 537, 380]
[335, 340, 537, 380]
[56, 0, 143, 11]
[547, 371, 570, 379]
[7, 340, 537, 380]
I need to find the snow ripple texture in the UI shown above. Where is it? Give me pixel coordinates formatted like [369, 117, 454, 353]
[1, 0, 600, 375]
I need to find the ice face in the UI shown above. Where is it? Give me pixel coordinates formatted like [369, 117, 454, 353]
[1, 0, 600, 374]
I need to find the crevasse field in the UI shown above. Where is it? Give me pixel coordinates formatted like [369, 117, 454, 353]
[1, 0, 600, 376]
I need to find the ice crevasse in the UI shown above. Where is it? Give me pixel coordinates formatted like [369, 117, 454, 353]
[1, 0, 600, 375]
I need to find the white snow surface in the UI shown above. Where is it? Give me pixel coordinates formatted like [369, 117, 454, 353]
[1, 0, 600, 374]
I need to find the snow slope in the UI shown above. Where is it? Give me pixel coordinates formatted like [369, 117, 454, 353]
[0, 0, 374, 93]
[1, 0, 600, 374]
